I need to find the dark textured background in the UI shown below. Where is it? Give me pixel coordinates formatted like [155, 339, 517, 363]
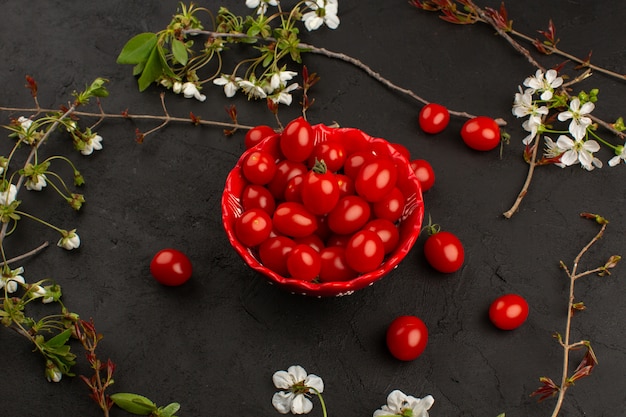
[1, 1, 625, 416]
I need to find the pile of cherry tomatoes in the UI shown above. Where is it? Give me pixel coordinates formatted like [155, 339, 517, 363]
[234, 117, 420, 283]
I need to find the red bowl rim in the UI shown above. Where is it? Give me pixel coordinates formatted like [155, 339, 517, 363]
[222, 124, 425, 297]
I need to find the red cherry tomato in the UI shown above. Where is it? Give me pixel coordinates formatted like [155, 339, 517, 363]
[344, 230, 385, 273]
[272, 202, 318, 238]
[266, 160, 308, 200]
[294, 234, 325, 253]
[284, 175, 304, 203]
[319, 246, 358, 282]
[287, 244, 321, 281]
[308, 141, 347, 173]
[235, 208, 273, 247]
[410, 159, 435, 192]
[325, 233, 351, 248]
[150, 248, 193, 286]
[245, 125, 276, 149]
[419, 103, 450, 134]
[327, 195, 371, 235]
[489, 294, 529, 330]
[343, 151, 376, 179]
[424, 231, 465, 273]
[372, 187, 405, 223]
[241, 150, 277, 185]
[241, 184, 276, 215]
[259, 236, 296, 277]
[460, 116, 501, 151]
[355, 158, 398, 202]
[391, 143, 411, 161]
[300, 163, 340, 215]
[280, 117, 315, 162]
[335, 174, 355, 198]
[363, 218, 400, 254]
[386, 315, 428, 361]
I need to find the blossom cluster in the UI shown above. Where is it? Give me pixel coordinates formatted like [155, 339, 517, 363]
[272, 365, 434, 417]
[512, 69, 626, 170]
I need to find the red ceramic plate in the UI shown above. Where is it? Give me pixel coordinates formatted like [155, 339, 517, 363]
[222, 124, 424, 297]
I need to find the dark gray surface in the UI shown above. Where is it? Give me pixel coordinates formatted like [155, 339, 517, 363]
[1, 1, 625, 416]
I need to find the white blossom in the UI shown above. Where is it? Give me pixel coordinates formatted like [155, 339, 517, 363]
[213, 75, 242, 98]
[302, 0, 340, 31]
[1, 266, 25, 294]
[181, 82, 207, 102]
[608, 144, 626, 167]
[557, 97, 594, 140]
[81, 134, 103, 156]
[45, 362, 62, 383]
[30, 285, 54, 303]
[270, 82, 299, 105]
[272, 365, 324, 415]
[373, 390, 434, 417]
[246, 0, 278, 15]
[523, 69, 563, 101]
[0, 183, 17, 205]
[25, 173, 48, 191]
[270, 70, 298, 91]
[556, 135, 602, 171]
[172, 81, 183, 94]
[239, 79, 267, 99]
[58, 230, 80, 250]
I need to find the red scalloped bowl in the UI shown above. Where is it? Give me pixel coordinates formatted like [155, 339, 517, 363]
[222, 124, 424, 297]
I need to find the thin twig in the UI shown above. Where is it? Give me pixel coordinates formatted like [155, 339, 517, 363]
[3, 241, 49, 266]
[503, 138, 539, 218]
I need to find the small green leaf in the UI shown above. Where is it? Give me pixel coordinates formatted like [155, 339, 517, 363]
[44, 328, 72, 349]
[111, 393, 157, 415]
[171, 38, 188, 66]
[117, 33, 158, 65]
[158, 402, 181, 417]
[137, 45, 164, 91]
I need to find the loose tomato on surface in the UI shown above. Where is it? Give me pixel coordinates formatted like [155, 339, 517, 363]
[419, 103, 450, 134]
[423, 230, 464, 273]
[354, 158, 398, 202]
[272, 202, 318, 238]
[386, 315, 428, 361]
[235, 208, 273, 247]
[280, 117, 315, 162]
[245, 125, 276, 149]
[318, 246, 358, 282]
[300, 161, 340, 215]
[410, 159, 435, 192]
[489, 294, 529, 330]
[150, 248, 193, 286]
[460, 116, 501, 151]
[344, 229, 385, 273]
[287, 244, 321, 281]
[241, 150, 277, 185]
[327, 195, 371, 235]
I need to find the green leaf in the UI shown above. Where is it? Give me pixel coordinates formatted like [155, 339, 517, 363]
[117, 33, 158, 65]
[171, 38, 188, 66]
[111, 393, 157, 415]
[158, 402, 181, 417]
[137, 45, 164, 91]
[44, 328, 72, 349]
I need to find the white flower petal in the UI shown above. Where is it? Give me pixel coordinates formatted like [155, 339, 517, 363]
[272, 391, 294, 414]
[290, 394, 313, 414]
[273, 370, 294, 389]
[560, 149, 578, 166]
[304, 373, 324, 393]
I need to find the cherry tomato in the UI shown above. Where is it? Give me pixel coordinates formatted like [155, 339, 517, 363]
[343, 151, 376, 179]
[319, 246, 358, 282]
[327, 195, 371, 235]
[294, 234, 325, 253]
[300, 163, 340, 215]
[287, 244, 321, 281]
[391, 143, 411, 161]
[272, 202, 318, 238]
[335, 174, 355, 198]
[259, 236, 296, 277]
[386, 315, 428, 361]
[325, 233, 351, 248]
[410, 159, 435, 192]
[267, 160, 308, 200]
[419, 103, 450, 134]
[345, 229, 385, 273]
[245, 125, 276, 149]
[372, 187, 405, 223]
[284, 175, 304, 203]
[241, 184, 276, 215]
[424, 231, 465, 273]
[150, 248, 193, 286]
[363, 218, 400, 254]
[355, 158, 398, 202]
[235, 208, 273, 247]
[489, 294, 529, 330]
[308, 141, 347, 173]
[241, 150, 277, 185]
[460, 116, 501, 151]
[280, 117, 315, 162]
